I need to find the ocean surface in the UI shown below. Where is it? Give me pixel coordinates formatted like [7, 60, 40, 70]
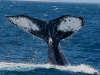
[0, 1, 100, 75]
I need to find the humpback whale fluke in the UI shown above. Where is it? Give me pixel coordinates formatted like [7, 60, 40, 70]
[5, 15, 85, 66]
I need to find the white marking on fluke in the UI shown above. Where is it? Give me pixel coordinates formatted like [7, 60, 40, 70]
[58, 17, 82, 32]
[8, 17, 39, 31]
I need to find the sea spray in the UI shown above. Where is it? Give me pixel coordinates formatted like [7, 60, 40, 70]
[0, 62, 99, 74]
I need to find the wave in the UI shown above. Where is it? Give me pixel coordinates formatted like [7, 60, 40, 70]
[0, 62, 99, 74]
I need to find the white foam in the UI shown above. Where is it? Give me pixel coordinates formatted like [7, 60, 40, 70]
[58, 17, 82, 32]
[0, 62, 99, 74]
[43, 14, 48, 17]
[52, 6, 57, 7]
[9, 17, 39, 31]
[54, 8, 59, 10]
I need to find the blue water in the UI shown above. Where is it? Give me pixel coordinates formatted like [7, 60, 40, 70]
[0, 1, 100, 75]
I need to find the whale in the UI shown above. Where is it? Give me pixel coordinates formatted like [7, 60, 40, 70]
[5, 15, 84, 66]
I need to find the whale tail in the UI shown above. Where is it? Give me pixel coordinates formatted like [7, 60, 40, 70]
[5, 15, 84, 66]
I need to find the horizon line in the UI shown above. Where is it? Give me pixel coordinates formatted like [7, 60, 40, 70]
[1, 0, 100, 4]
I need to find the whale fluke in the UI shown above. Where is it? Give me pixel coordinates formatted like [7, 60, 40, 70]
[5, 15, 84, 66]
[5, 15, 48, 41]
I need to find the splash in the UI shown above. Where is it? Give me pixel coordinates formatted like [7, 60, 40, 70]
[0, 62, 99, 74]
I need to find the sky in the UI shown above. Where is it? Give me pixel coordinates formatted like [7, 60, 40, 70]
[8, 0, 100, 3]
